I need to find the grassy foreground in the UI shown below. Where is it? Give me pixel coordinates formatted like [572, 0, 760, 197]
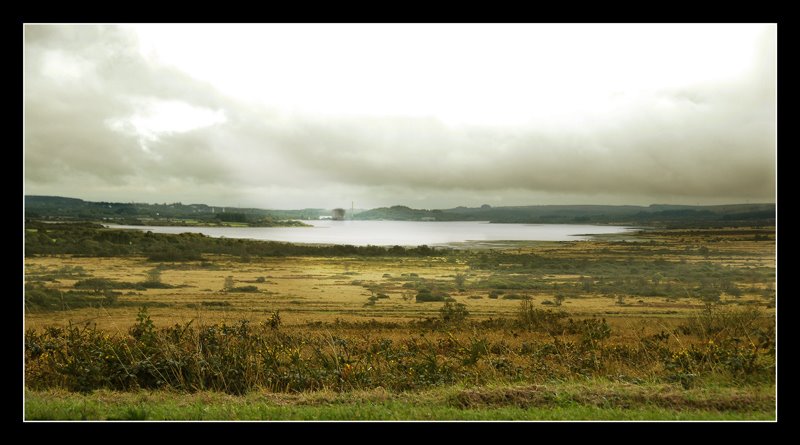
[25, 382, 775, 421]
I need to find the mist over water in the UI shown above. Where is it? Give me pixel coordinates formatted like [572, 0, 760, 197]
[108, 220, 635, 247]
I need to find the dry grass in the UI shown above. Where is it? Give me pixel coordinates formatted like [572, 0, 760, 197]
[24, 228, 775, 351]
[25, 232, 774, 331]
[449, 382, 775, 412]
[23, 228, 777, 419]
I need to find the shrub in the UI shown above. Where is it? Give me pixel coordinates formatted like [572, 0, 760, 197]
[502, 293, 530, 300]
[564, 317, 611, 344]
[144, 268, 162, 286]
[229, 285, 259, 293]
[201, 301, 232, 307]
[223, 276, 235, 291]
[488, 290, 503, 299]
[146, 247, 201, 262]
[415, 289, 450, 302]
[25, 284, 63, 310]
[439, 301, 469, 324]
[129, 306, 156, 344]
[73, 278, 126, 291]
[266, 311, 281, 330]
[140, 281, 174, 289]
[515, 300, 567, 332]
[679, 305, 769, 339]
[454, 273, 466, 289]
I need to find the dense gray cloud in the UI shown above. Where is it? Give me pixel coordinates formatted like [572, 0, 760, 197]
[24, 25, 776, 209]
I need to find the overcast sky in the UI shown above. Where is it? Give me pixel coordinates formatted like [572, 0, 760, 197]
[24, 24, 776, 209]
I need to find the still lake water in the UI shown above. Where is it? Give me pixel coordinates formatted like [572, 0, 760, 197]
[108, 221, 636, 247]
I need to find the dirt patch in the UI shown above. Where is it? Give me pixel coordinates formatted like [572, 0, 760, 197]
[450, 386, 555, 409]
[450, 385, 775, 412]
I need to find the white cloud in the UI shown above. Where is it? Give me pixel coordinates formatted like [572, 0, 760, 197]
[107, 99, 227, 152]
[24, 24, 776, 209]
[130, 23, 768, 126]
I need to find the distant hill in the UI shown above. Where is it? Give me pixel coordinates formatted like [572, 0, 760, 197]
[354, 203, 775, 227]
[351, 205, 463, 222]
[23, 196, 321, 226]
[25, 196, 775, 228]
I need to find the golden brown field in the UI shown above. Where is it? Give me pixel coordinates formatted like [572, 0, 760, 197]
[25, 228, 775, 331]
[24, 227, 776, 419]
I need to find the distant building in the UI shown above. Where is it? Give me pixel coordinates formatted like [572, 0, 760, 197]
[420, 217, 436, 221]
[332, 208, 346, 220]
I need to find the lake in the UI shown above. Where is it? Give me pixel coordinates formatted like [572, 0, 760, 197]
[107, 221, 637, 247]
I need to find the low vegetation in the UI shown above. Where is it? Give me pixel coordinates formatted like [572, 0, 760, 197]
[23, 223, 776, 420]
[26, 302, 774, 397]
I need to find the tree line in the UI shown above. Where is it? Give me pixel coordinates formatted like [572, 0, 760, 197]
[24, 221, 442, 260]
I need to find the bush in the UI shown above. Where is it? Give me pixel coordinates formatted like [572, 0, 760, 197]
[25, 284, 63, 310]
[227, 285, 259, 293]
[502, 293, 531, 300]
[201, 301, 232, 307]
[146, 247, 201, 262]
[488, 290, 503, 299]
[565, 318, 611, 344]
[140, 281, 174, 289]
[439, 301, 469, 324]
[679, 305, 769, 339]
[223, 276, 235, 291]
[144, 268, 162, 285]
[74, 278, 130, 291]
[267, 311, 281, 330]
[454, 273, 466, 289]
[515, 300, 567, 331]
[415, 289, 450, 302]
